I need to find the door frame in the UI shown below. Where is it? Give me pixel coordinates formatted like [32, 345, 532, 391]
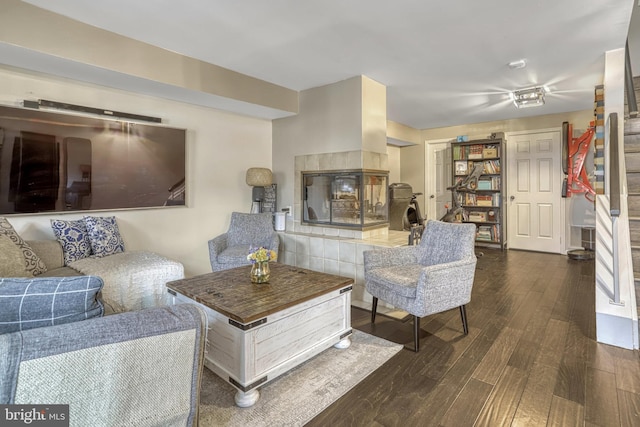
[425, 138, 453, 221]
[505, 127, 566, 254]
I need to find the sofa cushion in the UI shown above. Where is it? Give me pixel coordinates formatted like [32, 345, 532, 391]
[51, 218, 93, 265]
[0, 276, 104, 334]
[83, 216, 125, 258]
[0, 217, 47, 276]
[0, 235, 29, 277]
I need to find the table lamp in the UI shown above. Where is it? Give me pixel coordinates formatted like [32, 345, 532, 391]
[246, 167, 273, 213]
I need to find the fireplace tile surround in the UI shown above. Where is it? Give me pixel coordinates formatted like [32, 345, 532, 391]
[278, 149, 407, 309]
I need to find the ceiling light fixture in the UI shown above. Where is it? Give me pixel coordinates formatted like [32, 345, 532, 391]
[510, 86, 546, 108]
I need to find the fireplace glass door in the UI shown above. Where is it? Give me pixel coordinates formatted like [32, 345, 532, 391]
[302, 170, 388, 229]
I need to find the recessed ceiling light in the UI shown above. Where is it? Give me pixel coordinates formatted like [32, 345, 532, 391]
[508, 59, 527, 69]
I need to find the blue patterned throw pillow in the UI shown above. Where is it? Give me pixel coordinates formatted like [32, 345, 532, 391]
[51, 219, 93, 265]
[83, 216, 125, 257]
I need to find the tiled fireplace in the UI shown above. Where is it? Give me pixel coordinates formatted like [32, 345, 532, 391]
[278, 149, 408, 309]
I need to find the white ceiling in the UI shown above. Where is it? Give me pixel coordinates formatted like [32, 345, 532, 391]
[12, 0, 638, 129]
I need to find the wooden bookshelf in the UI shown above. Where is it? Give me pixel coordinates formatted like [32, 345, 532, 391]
[451, 136, 506, 250]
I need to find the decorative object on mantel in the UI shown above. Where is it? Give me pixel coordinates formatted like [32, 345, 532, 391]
[247, 246, 277, 284]
[246, 168, 273, 213]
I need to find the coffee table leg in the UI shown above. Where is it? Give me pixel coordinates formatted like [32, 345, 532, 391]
[334, 336, 351, 349]
[235, 389, 260, 407]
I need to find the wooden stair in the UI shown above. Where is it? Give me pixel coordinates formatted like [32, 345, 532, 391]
[624, 117, 640, 309]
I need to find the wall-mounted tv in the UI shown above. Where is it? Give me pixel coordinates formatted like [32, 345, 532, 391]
[0, 105, 186, 215]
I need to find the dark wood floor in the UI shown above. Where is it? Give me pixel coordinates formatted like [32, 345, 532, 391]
[307, 249, 640, 427]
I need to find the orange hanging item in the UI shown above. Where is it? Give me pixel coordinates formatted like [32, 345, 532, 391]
[562, 121, 595, 202]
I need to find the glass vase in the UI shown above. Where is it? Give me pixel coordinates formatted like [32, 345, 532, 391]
[250, 261, 270, 284]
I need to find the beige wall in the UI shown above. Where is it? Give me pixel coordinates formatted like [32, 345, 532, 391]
[421, 110, 595, 141]
[387, 146, 401, 184]
[0, 66, 272, 276]
[272, 76, 389, 220]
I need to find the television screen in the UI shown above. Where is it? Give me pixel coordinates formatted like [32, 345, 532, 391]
[0, 105, 186, 215]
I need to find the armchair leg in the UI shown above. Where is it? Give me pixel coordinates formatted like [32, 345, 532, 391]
[460, 305, 469, 335]
[371, 297, 378, 323]
[413, 315, 420, 352]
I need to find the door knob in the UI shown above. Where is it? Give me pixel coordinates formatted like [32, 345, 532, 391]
[430, 195, 435, 199]
[510, 195, 515, 201]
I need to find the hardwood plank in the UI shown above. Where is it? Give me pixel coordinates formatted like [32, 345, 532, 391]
[553, 354, 586, 405]
[535, 318, 569, 368]
[618, 389, 640, 427]
[473, 365, 528, 426]
[471, 326, 522, 385]
[511, 362, 559, 426]
[584, 367, 620, 426]
[547, 395, 584, 427]
[438, 378, 493, 427]
[585, 341, 616, 374]
[507, 338, 539, 372]
[613, 346, 640, 394]
[409, 355, 484, 426]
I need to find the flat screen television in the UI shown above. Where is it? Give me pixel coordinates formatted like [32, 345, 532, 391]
[0, 105, 186, 215]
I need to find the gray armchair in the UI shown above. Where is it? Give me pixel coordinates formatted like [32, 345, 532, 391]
[363, 220, 477, 352]
[208, 212, 280, 272]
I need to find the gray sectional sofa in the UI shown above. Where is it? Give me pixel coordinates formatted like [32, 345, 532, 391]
[27, 239, 185, 314]
[1, 303, 206, 427]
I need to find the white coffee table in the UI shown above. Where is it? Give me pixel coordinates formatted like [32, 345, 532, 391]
[167, 263, 353, 407]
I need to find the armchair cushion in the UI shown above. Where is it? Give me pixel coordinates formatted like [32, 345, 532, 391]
[0, 276, 104, 334]
[227, 212, 275, 247]
[209, 212, 280, 272]
[218, 244, 253, 263]
[416, 219, 476, 266]
[364, 264, 424, 298]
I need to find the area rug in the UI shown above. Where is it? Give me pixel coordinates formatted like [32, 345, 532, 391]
[198, 330, 402, 426]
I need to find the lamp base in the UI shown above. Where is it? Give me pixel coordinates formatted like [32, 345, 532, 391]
[250, 201, 261, 214]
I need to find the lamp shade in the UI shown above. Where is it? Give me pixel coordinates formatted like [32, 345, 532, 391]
[246, 168, 273, 187]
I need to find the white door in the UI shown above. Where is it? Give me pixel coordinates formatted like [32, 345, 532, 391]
[426, 140, 452, 221]
[507, 130, 563, 253]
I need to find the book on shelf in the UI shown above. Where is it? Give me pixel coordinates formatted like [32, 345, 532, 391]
[476, 195, 493, 206]
[455, 160, 468, 175]
[469, 211, 487, 222]
[468, 144, 483, 159]
[477, 178, 492, 190]
[476, 224, 499, 242]
[482, 159, 501, 174]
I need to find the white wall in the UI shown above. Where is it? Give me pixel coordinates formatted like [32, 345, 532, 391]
[0, 67, 272, 276]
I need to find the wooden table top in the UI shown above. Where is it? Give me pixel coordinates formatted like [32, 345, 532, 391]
[166, 263, 354, 324]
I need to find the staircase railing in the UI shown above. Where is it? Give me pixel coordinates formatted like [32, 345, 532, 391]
[626, 40, 638, 118]
[610, 112, 622, 304]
